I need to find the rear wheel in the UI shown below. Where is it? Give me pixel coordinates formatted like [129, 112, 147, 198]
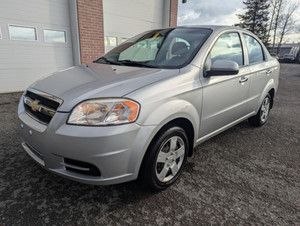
[248, 93, 271, 127]
[140, 126, 189, 191]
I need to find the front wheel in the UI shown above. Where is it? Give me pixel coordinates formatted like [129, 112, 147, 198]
[140, 126, 189, 191]
[248, 93, 272, 127]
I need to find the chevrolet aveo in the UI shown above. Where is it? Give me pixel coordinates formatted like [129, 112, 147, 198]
[18, 26, 279, 190]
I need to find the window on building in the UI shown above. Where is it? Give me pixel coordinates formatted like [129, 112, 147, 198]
[209, 32, 244, 66]
[243, 34, 264, 64]
[9, 25, 37, 41]
[105, 36, 117, 46]
[44, 29, 66, 43]
[121, 38, 128, 43]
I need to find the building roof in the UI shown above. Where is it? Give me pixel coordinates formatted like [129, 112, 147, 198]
[268, 43, 300, 48]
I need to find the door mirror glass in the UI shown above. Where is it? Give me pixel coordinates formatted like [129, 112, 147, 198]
[206, 59, 239, 76]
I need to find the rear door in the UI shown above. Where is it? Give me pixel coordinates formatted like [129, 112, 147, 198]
[199, 32, 252, 138]
[242, 33, 272, 112]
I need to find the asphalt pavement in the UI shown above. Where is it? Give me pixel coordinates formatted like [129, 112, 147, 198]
[0, 63, 299, 225]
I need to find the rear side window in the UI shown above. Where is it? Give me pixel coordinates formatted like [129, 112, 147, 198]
[210, 33, 243, 66]
[243, 34, 264, 64]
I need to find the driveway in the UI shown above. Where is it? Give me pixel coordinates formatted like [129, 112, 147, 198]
[0, 63, 299, 225]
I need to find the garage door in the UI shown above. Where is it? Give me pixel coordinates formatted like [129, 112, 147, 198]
[103, 0, 168, 53]
[0, 0, 74, 93]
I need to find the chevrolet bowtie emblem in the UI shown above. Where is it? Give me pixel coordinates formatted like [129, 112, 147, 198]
[30, 100, 40, 112]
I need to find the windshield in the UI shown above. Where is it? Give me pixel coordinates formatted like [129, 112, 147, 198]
[94, 28, 212, 69]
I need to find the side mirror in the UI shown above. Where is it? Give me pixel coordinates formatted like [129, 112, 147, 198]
[206, 59, 239, 77]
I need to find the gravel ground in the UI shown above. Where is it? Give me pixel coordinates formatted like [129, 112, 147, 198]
[0, 63, 299, 225]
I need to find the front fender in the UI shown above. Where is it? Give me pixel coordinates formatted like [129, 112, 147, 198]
[138, 99, 200, 144]
[128, 99, 200, 178]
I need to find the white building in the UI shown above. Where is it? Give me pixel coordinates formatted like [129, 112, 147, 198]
[0, 0, 179, 93]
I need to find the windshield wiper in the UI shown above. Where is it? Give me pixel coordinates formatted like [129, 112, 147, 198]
[93, 57, 122, 65]
[117, 60, 156, 68]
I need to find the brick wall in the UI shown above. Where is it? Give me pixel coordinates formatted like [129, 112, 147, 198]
[77, 0, 105, 64]
[169, 0, 178, 27]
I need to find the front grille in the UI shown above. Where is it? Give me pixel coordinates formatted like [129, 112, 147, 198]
[23, 89, 63, 124]
[63, 158, 101, 177]
[26, 90, 60, 109]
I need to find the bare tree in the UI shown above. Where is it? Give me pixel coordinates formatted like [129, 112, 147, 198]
[277, 2, 299, 53]
[271, 0, 284, 50]
[266, 0, 278, 46]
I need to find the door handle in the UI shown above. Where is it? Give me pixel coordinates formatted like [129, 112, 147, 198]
[266, 69, 272, 75]
[239, 77, 248, 84]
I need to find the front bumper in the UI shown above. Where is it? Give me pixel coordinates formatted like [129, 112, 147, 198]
[18, 99, 156, 185]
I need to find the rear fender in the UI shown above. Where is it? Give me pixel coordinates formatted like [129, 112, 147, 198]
[256, 79, 276, 113]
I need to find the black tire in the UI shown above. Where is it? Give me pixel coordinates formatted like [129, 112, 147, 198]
[139, 125, 189, 191]
[248, 93, 272, 127]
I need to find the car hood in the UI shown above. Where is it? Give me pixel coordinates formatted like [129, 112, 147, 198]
[30, 63, 179, 112]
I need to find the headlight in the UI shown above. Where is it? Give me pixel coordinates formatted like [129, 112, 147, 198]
[68, 98, 140, 125]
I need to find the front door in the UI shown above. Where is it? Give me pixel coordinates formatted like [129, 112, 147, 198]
[199, 32, 252, 138]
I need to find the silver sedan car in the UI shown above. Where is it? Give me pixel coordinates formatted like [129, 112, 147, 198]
[18, 26, 279, 190]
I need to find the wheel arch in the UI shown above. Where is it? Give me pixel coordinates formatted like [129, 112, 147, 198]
[150, 117, 195, 157]
[268, 88, 275, 109]
[137, 116, 196, 181]
[256, 79, 276, 112]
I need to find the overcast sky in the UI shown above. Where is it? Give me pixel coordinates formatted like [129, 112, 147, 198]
[178, 0, 300, 43]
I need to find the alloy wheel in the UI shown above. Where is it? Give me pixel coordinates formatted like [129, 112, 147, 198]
[155, 136, 185, 182]
[260, 96, 270, 123]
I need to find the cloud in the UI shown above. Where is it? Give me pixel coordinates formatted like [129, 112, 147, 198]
[178, 0, 244, 26]
[178, 0, 300, 43]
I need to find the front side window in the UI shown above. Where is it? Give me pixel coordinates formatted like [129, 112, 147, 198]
[243, 34, 264, 64]
[96, 28, 212, 69]
[210, 32, 244, 66]
[44, 29, 66, 43]
[9, 25, 37, 41]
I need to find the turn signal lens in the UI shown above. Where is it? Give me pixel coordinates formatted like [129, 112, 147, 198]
[105, 101, 139, 123]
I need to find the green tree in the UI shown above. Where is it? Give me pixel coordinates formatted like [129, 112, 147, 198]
[236, 0, 270, 45]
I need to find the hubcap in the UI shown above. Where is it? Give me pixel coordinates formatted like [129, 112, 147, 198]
[155, 136, 185, 182]
[260, 96, 270, 123]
